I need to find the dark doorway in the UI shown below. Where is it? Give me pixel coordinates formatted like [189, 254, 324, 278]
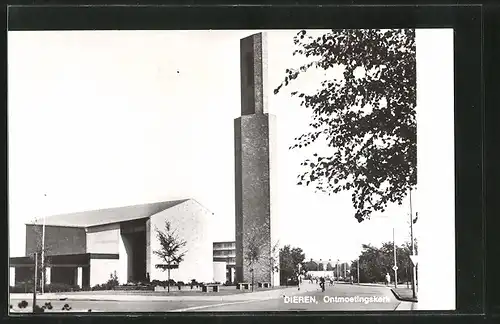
[121, 220, 147, 283]
[51, 267, 77, 285]
[15, 267, 34, 284]
[129, 231, 146, 282]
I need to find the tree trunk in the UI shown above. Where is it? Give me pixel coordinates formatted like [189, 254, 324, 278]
[168, 267, 170, 293]
[251, 267, 254, 292]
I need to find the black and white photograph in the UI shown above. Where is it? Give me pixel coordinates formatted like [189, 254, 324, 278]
[8, 28, 455, 313]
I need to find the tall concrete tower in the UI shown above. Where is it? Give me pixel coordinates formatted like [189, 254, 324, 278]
[234, 33, 279, 286]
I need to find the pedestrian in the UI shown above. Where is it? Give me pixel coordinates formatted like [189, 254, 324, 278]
[350, 275, 353, 284]
[320, 277, 325, 292]
[385, 273, 391, 286]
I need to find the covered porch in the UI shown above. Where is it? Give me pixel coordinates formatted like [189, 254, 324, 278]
[9, 253, 107, 290]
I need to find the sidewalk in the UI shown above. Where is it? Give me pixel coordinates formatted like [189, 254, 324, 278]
[10, 284, 318, 302]
[395, 301, 417, 311]
[390, 287, 418, 302]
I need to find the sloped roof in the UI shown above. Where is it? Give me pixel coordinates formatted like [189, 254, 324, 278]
[29, 199, 190, 228]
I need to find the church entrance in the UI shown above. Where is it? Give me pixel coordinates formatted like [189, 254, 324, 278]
[121, 220, 147, 283]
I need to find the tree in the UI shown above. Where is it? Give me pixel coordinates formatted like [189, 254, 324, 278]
[245, 233, 263, 292]
[279, 245, 306, 286]
[318, 263, 325, 271]
[303, 259, 319, 272]
[269, 240, 280, 287]
[242, 218, 273, 290]
[274, 29, 416, 222]
[153, 220, 187, 293]
[28, 219, 53, 290]
[326, 262, 334, 271]
[355, 240, 417, 283]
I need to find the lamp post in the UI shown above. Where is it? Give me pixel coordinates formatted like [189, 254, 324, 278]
[336, 259, 340, 282]
[393, 227, 397, 289]
[41, 193, 47, 294]
[32, 252, 38, 312]
[409, 189, 417, 299]
[41, 216, 46, 294]
[357, 257, 360, 284]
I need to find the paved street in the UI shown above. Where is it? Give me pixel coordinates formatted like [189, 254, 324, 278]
[10, 283, 414, 313]
[193, 283, 403, 312]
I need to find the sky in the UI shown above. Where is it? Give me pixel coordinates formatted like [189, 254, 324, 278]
[8, 29, 420, 262]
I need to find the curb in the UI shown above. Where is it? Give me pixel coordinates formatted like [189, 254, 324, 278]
[10, 286, 317, 303]
[390, 288, 418, 303]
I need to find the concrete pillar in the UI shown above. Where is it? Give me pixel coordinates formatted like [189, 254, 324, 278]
[45, 267, 51, 285]
[77, 267, 83, 288]
[10, 267, 15, 286]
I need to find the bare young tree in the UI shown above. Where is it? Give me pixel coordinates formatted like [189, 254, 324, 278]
[29, 218, 53, 291]
[153, 220, 187, 293]
[245, 234, 263, 292]
[269, 240, 280, 287]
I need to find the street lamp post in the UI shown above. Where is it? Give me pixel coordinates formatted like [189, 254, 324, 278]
[41, 193, 47, 295]
[393, 227, 397, 289]
[32, 252, 38, 312]
[357, 258, 360, 284]
[41, 215, 46, 294]
[336, 259, 340, 282]
[410, 190, 417, 299]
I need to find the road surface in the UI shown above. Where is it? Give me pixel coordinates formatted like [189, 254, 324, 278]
[10, 283, 407, 312]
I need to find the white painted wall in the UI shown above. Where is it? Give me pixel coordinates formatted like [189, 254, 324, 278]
[90, 258, 120, 287]
[10, 267, 15, 286]
[118, 233, 129, 284]
[149, 199, 214, 283]
[213, 261, 226, 283]
[86, 223, 120, 254]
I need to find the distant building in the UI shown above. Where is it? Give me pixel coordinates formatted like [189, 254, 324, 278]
[9, 199, 215, 289]
[213, 241, 236, 283]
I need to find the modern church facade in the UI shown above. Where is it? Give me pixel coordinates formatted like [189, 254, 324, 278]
[9, 32, 280, 292]
[9, 199, 215, 289]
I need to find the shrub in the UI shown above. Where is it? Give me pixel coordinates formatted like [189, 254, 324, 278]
[61, 303, 72, 311]
[91, 272, 120, 290]
[151, 279, 176, 288]
[10, 281, 34, 293]
[33, 305, 45, 313]
[44, 283, 81, 293]
[19, 300, 28, 309]
[9, 305, 12, 309]
[88, 309, 92, 312]
[177, 281, 185, 286]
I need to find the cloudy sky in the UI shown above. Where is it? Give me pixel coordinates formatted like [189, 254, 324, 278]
[9, 29, 424, 262]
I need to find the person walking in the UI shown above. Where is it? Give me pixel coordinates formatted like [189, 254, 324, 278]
[385, 273, 391, 286]
[320, 277, 326, 292]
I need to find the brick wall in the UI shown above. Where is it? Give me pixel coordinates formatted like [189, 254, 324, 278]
[25, 225, 86, 256]
[234, 114, 277, 284]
